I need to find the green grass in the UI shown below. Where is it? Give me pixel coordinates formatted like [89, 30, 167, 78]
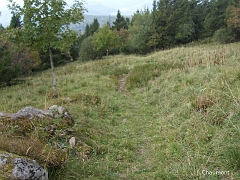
[1, 42, 240, 179]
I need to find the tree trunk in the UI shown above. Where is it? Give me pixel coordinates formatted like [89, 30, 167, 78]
[154, 45, 156, 52]
[106, 49, 108, 57]
[49, 48, 57, 95]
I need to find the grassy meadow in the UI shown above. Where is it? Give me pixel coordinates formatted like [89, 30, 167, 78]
[1, 42, 240, 179]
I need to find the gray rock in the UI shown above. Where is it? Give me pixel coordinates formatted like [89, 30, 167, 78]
[122, 118, 127, 123]
[12, 158, 48, 180]
[49, 105, 72, 120]
[0, 105, 72, 121]
[15, 106, 53, 119]
[0, 151, 48, 180]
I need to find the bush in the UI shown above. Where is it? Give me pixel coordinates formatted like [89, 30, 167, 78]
[213, 28, 236, 44]
[1, 34, 41, 81]
[120, 42, 134, 55]
[0, 42, 20, 85]
[79, 36, 100, 61]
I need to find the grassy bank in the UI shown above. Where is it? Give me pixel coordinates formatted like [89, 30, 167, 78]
[0, 42, 240, 179]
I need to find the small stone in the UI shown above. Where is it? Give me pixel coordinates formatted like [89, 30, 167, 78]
[69, 137, 76, 148]
[122, 118, 127, 123]
[57, 106, 66, 115]
[65, 97, 73, 102]
[116, 154, 123, 161]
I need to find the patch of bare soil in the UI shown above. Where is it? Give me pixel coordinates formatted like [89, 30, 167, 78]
[119, 72, 131, 93]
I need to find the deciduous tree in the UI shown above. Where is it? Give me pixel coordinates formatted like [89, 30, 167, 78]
[226, 0, 240, 29]
[7, 0, 86, 95]
[128, 9, 152, 54]
[93, 25, 118, 57]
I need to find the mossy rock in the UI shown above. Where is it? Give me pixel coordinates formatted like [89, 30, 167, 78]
[0, 150, 48, 180]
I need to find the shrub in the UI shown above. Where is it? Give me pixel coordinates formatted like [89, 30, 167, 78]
[79, 36, 101, 61]
[0, 35, 41, 85]
[0, 42, 20, 85]
[213, 28, 236, 44]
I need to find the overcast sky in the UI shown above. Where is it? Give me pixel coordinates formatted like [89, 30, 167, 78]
[0, 0, 152, 27]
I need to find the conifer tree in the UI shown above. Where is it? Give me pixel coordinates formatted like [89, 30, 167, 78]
[204, 0, 237, 37]
[9, 13, 22, 29]
[89, 18, 100, 36]
[112, 10, 128, 30]
[84, 24, 90, 38]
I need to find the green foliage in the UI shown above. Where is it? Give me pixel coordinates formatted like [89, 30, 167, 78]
[190, 0, 209, 39]
[204, 0, 237, 37]
[112, 10, 129, 31]
[84, 24, 90, 38]
[83, 19, 100, 38]
[38, 48, 71, 70]
[7, 0, 86, 94]
[226, 0, 240, 42]
[154, 0, 196, 47]
[213, 28, 236, 44]
[70, 41, 80, 61]
[147, 30, 160, 52]
[89, 18, 100, 36]
[0, 42, 19, 85]
[79, 36, 100, 61]
[0, 34, 40, 85]
[9, 13, 21, 29]
[128, 9, 152, 54]
[8, 0, 86, 51]
[75, 19, 100, 61]
[0, 24, 4, 33]
[115, 28, 129, 54]
[93, 25, 119, 57]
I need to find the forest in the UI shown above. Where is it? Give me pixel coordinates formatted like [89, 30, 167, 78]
[1, 0, 240, 86]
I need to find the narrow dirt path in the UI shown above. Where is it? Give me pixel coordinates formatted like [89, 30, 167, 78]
[119, 72, 131, 93]
[118, 71, 153, 177]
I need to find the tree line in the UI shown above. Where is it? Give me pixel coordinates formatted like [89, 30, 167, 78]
[0, 0, 240, 92]
[79, 0, 240, 60]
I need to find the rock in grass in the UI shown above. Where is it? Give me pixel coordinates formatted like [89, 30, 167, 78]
[69, 137, 76, 148]
[0, 151, 48, 180]
[0, 105, 72, 123]
[49, 105, 72, 121]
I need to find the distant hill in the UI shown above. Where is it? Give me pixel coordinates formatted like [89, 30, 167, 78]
[84, 1, 117, 16]
[0, 0, 148, 28]
[69, 15, 116, 33]
[70, 14, 131, 34]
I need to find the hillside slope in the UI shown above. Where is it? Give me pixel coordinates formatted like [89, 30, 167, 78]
[0, 42, 240, 179]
